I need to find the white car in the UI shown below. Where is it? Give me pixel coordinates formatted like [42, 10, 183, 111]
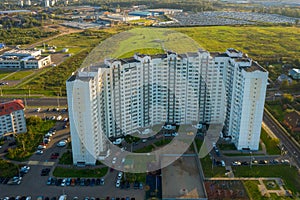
[36, 150, 43, 155]
[121, 158, 126, 164]
[61, 178, 67, 186]
[115, 179, 121, 188]
[57, 141, 67, 147]
[113, 138, 123, 145]
[38, 145, 46, 150]
[21, 166, 30, 173]
[232, 161, 241, 166]
[112, 157, 117, 164]
[117, 172, 123, 180]
[57, 115, 62, 121]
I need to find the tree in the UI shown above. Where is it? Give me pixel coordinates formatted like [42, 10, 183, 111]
[282, 93, 294, 104]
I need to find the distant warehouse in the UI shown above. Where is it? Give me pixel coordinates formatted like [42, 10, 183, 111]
[128, 11, 152, 18]
[0, 49, 51, 69]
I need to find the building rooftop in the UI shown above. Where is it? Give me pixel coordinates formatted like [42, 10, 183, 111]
[161, 156, 207, 199]
[0, 100, 25, 116]
[243, 61, 267, 73]
[211, 52, 229, 57]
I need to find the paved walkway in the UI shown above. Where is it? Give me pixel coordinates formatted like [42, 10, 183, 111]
[262, 122, 278, 139]
[205, 177, 286, 197]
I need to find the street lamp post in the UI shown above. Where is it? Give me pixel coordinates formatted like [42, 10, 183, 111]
[250, 151, 252, 169]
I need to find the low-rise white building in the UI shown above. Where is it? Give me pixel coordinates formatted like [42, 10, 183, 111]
[0, 49, 51, 69]
[0, 100, 27, 137]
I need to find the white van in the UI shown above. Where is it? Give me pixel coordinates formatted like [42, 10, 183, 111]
[59, 195, 67, 200]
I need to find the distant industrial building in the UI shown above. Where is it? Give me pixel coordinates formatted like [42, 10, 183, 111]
[0, 100, 27, 137]
[105, 13, 140, 22]
[148, 8, 183, 15]
[128, 11, 151, 18]
[0, 49, 51, 69]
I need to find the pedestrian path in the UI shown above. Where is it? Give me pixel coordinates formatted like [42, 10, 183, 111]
[27, 160, 55, 166]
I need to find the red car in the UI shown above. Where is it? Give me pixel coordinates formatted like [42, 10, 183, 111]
[50, 152, 59, 159]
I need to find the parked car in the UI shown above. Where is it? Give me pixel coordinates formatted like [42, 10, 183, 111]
[38, 145, 46, 150]
[116, 180, 121, 188]
[100, 178, 105, 186]
[20, 166, 30, 173]
[232, 161, 241, 166]
[117, 172, 123, 180]
[51, 152, 59, 159]
[57, 141, 66, 147]
[41, 168, 50, 176]
[36, 150, 44, 155]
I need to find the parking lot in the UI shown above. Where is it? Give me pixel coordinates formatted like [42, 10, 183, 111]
[0, 168, 144, 199]
[0, 108, 145, 200]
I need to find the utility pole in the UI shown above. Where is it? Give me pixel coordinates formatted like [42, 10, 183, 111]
[57, 93, 60, 108]
[250, 151, 252, 169]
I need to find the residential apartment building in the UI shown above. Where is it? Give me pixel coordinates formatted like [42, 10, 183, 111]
[67, 48, 268, 165]
[0, 100, 27, 137]
[0, 49, 51, 69]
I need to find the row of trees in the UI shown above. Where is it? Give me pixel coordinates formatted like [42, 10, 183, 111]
[0, 27, 58, 45]
[6, 116, 55, 161]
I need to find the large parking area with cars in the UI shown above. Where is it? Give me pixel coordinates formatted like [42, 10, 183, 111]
[0, 108, 145, 200]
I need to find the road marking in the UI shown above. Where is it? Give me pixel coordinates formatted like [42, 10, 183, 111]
[27, 160, 55, 166]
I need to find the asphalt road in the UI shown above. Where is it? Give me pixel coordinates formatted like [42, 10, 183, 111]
[0, 98, 68, 108]
[263, 111, 300, 169]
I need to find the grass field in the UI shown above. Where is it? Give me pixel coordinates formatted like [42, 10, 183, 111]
[233, 165, 300, 194]
[260, 128, 281, 155]
[58, 150, 73, 165]
[3, 25, 300, 96]
[200, 155, 226, 178]
[3, 70, 35, 81]
[53, 166, 108, 178]
[174, 26, 300, 64]
[0, 159, 19, 178]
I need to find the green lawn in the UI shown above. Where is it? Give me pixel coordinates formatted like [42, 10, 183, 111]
[0, 159, 19, 178]
[3, 70, 35, 81]
[58, 150, 73, 165]
[0, 71, 16, 80]
[124, 172, 147, 183]
[154, 139, 172, 147]
[174, 26, 300, 65]
[260, 128, 281, 155]
[233, 165, 300, 194]
[195, 138, 203, 152]
[53, 166, 108, 178]
[133, 145, 154, 153]
[200, 155, 226, 178]
[223, 153, 265, 157]
[243, 180, 266, 200]
[243, 180, 292, 200]
[218, 143, 236, 150]
[265, 103, 286, 122]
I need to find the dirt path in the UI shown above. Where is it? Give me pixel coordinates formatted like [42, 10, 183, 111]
[25, 24, 83, 49]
